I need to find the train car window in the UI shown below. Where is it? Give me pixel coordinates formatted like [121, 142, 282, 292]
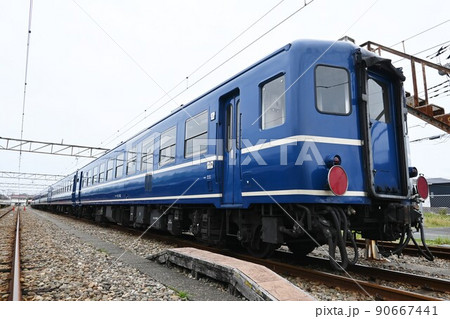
[141, 138, 154, 172]
[93, 166, 98, 185]
[261, 74, 286, 130]
[115, 153, 124, 178]
[368, 78, 390, 123]
[159, 126, 176, 166]
[185, 111, 208, 158]
[106, 159, 114, 181]
[99, 163, 105, 183]
[315, 65, 351, 115]
[126, 147, 137, 175]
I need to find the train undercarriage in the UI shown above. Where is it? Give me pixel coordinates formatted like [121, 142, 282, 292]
[39, 200, 433, 270]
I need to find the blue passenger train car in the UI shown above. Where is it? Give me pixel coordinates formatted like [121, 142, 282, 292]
[32, 39, 431, 269]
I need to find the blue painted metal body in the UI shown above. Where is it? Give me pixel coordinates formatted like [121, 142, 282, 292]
[42, 39, 408, 210]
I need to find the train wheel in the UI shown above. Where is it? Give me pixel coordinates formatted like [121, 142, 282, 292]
[245, 225, 278, 258]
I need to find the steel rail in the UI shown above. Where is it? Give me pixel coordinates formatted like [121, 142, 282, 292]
[300, 255, 450, 294]
[29, 208, 444, 301]
[355, 239, 450, 260]
[226, 252, 443, 301]
[0, 208, 14, 220]
[138, 232, 444, 301]
[8, 211, 22, 301]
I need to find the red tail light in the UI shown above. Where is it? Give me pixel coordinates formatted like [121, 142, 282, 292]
[328, 165, 348, 196]
[416, 176, 429, 199]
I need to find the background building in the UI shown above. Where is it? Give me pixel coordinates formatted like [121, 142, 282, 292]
[425, 178, 450, 214]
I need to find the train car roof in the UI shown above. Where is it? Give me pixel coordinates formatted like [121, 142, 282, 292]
[45, 38, 364, 189]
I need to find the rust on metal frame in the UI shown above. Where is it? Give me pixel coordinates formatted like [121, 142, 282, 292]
[360, 41, 450, 134]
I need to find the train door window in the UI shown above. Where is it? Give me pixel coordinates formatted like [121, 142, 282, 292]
[93, 166, 98, 185]
[226, 103, 233, 152]
[126, 146, 137, 175]
[159, 126, 176, 167]
[106, 159, 114, 181]
[236, 100, 241, 149]
[98, 163, 105, 183]
[115, 153, 124, 178]
[87, 170, 92, 186]
[315, 65, 351, 115]
[261, 74, 286, 130]
[367, 78, 390, 123]
[185, 111, 208, 158]
[141, 137, 154, 172]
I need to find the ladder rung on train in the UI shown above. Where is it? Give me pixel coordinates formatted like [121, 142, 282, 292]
[360, 41, 450, 134]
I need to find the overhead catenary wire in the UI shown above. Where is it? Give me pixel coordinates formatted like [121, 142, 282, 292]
[71, 0, 179, 110]
[390, 19, 450, 49]
[59, 1, 317, 177]
[98, 0, 297, 147]
[17, 0, 34, 196]
[99, 0, 317, 148]
[392, 40, 450, 64]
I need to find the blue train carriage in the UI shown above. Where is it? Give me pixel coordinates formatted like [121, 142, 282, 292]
[32, 39, 430, 269]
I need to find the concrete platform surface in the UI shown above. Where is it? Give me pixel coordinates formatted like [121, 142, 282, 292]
[154, 247, 315, 301]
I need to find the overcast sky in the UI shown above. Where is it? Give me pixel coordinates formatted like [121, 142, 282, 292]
[1, 0, 449, 195]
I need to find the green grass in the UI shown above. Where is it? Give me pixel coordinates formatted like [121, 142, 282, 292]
[168, 286, 189, 300]
[423, 212, 450, 228]
[97, 248, 108, 254]
[425, 237, 450, 246]
[177, 291, 189, 299]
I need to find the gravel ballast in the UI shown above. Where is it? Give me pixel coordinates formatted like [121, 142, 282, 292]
[21, 209, 180, 301]
[22, 208, 239, 301]
[23, 208, 449, 301]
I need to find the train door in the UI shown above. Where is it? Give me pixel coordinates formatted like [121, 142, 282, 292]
[367, 72, 402, 195]
[220, 91, 242, 205]
[47, 187, 52, 203]
[71, 172, 77, 205]
[77, 171, 83, 205]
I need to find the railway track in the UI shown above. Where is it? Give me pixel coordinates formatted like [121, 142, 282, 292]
[28, 209, 448, 301]
[0, 207, 22, 301]
[225, 251, 446, 301]
[300, 255, 450, 294]
[355, 239, 450, 260]
[136, 231, 447, 301]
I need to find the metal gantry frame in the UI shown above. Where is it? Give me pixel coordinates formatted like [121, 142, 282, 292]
[0, 136, 109, 158]
[0, 171, 64, 182]
[0, 171, 66, 195]
[0, 137, 109, 196]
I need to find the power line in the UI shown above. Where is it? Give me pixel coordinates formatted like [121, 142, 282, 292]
[71, 0, 179, 109]
[393, 40, 450, 64]
[390, 19, 450, 49]
[99, 0, 292, 147]
[18, 0, 34, 197]
[186, 0, 287, 83]
[100, 0, 317, 148]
